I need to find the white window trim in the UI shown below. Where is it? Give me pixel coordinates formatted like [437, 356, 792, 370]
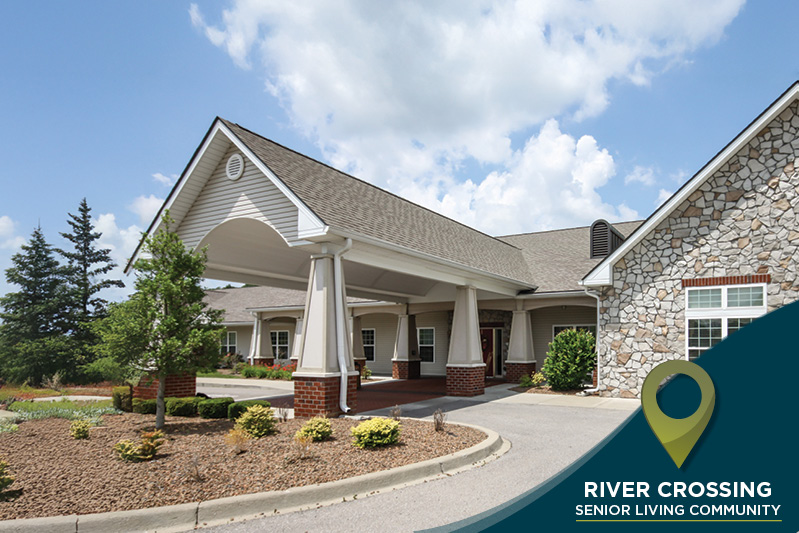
[270, 329, 290, 360]
[417, 327, 435, 364]
[361, 328, 376, 361]
[552, 324, 597, 337]
[222, 331, 237, 354]
[684, 283, 767, 360]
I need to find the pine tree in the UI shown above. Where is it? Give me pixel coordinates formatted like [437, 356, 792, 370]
[58, 198, 124, 351]
[0, 226, 73, 384]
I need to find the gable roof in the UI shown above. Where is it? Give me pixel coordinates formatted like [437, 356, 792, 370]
[582, 80, 799, 287]
[500, 221, 641, 293]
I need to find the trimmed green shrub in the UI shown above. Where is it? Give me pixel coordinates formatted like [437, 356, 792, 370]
[165, 397, 201, 417]
[234, 405, 276, 438]
[132, 398, 157, 415]
[227, 399, 271, 420]
[0, 459, 14, 492]
[541, 329, 596, 391]
[112, 386, 133, 412]
[350, 418, 401, 448]
[295, 417, 333, 442]
[198, 397, 235, 419]
[113, 430, 165, 462]
[240, 365, 258, 378]
[70, 419, 91, 440]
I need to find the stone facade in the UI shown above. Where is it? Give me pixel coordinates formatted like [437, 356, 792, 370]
[133, 373, 196, 400]
[598, 102, 799, 397]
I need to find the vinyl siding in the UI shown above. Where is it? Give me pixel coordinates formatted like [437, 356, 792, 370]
[416, 312, 449, 376]
[529, 306, 596, 368]
[359, 313, 398, 375]
[177, 143, 300, 250]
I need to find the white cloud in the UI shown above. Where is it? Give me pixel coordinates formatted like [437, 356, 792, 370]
[0, 215, 24, 250]
[128, 194, 164, 227]
[94, 213, 145, 301]
[152, 172, 178, 187]
[656, 188, 675, 206]
[191, 0, 743, 231]
[625, 165, 657, 186]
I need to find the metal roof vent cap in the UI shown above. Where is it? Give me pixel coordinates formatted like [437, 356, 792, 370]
[226, 153, 244, 181]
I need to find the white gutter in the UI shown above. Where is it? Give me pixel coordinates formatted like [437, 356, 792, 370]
[333, 238, 354, 414]
[582, 288, 602, 395]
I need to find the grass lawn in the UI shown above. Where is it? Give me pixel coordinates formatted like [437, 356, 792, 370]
[195, 370, 242, 379]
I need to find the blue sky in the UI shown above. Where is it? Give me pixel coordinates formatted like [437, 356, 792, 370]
[1, 1, 798, 299]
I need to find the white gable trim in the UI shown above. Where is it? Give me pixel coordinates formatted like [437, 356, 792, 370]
[581, 82, 799, 287]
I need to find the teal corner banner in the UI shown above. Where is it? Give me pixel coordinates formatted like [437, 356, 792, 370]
[423, 300, 799, 533]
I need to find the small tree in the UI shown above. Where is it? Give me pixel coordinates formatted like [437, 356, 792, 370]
[94, 212, 223, 428]
[541, 329, 596, 391]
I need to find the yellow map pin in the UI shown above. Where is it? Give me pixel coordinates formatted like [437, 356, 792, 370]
[641, 360, 716, 468]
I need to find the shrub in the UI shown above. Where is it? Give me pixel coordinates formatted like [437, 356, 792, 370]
[70, 419, 91, 440]
[224, 428, 251, 454]
[165, 397, 201, 417]
[114, 430, 165, 462]
[433, 409, 446, 431]
[542, 329, 596, 391]
[363, 365, 372, 379]
[234, 362, 247, 375]
[240, 365, 258, 378]
[0, 422, 18, 434]
[227, 399, 271, 420]
[234, 405, 276, 438]
[519, 374, 534, 387]
[112, 386, 133, 412]
[295, 417, 333, 442]
[197, 397, 235, 419]
[351, 418, 401, 449]
[0, 459, 14, 492]
[531, 371, 545, 387]
[132, 398, 157, 415]
[8, 399, 118, 421]
[82, 356, 128, 384]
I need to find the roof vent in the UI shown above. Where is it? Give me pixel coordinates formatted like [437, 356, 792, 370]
[226, 153, 244, 181]
[590, 219, 624, 258]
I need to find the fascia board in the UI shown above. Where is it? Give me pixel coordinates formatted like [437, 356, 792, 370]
[581, 82, 799, 287]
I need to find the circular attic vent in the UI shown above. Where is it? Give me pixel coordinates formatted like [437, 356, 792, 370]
[226, 153, 244, 181]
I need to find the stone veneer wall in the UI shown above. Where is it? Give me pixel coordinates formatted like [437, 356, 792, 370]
[598, 102, 799, 398]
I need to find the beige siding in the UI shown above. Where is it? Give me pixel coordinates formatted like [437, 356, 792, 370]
[177, 144, 300, 249]
[225, 325, 253, 361]
[359, 313, 398, 375]
[416, 311, 450, 376]
[530, 306, 596, 368]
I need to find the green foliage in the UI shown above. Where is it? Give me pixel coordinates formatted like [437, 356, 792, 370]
[70, 419, 91, 440]
[519, 372, 545, 388]
[112, 386, 133, 412]
[132, 398, 157, 414]
[234, 405, 276, 438]
[165, 396, 201, 417]
[83, 357, 129, 384]
[113, 430, 165, 462]
[363, 365, 372, 379]
[197, 397, 235, 419]
[519, 374, 534, 387]
[350, 418, 401, 449]
[239, 363, 294, 380]
[93, 212, 224, 429]
[541, 329, 596, 391]
[0, 459, 14, 492]
[8, 399, 117, 421]
[227, 399, 271, 420]
[0, 422, 18, 434]
[295, 417, 333, 442]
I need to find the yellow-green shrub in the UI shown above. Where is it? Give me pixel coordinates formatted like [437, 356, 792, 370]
[0, 459, 14, 492]
[295, 417, 333, 442]
[234, 405, 276, 438]
[113, 430, 165, 462]
[350, 418, 400, 448]
[70, 419, 91, 440]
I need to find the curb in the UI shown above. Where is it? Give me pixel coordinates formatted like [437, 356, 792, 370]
[0, 421, 507, 533]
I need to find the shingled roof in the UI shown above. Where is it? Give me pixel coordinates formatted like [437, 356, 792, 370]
[499, 221, 642, 293]
[220, 119, 535, 286]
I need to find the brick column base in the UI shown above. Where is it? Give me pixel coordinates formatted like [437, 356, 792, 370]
[392, 359, 421, 379]
[592, 367, 598, 388]
[253, 357, 275, 367]
[446, 366, 485, 396]
[354, 358, 368, 376]
[133, 373, 196, 399]
[505, 362, 536, 383]
[293, 374, 358, 417]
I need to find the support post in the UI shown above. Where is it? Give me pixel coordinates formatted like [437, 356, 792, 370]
[351, 315, 367, 377]
[446, 286, 485, 396]
[392, 311, 420, 379]
[505, 302, 536, 383]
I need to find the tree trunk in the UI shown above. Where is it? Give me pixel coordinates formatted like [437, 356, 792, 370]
[155, 374, 166, 429]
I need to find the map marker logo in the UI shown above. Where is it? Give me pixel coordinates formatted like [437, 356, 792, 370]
[641, 360, 716, 468]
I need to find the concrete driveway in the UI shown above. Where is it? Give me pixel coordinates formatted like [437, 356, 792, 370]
[196, 377, 293, 402]
[200, 385, 637, 533]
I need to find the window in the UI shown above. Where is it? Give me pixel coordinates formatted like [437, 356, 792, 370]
[553, 324, 597, 338]
[417, 327, 435, 362]
[361, 329, 375, 361]
[685, 284, 766, 361]
[270, 330, 290, 359]
[221, 331, 237, 355]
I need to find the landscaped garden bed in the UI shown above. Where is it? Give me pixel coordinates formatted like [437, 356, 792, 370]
[0, 413, 485, 520]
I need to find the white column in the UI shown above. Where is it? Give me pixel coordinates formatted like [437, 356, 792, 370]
[506, 308, 535, 364]
[352, 315, 365, 360]
[446, 286, 484, 367]
[392, 313, 419, 361]
[249, 313, 260, 365]
[259, 319, 274, 359]
[291, 317, 303, 362]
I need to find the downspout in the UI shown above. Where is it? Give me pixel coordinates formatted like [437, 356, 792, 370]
[582, 287, 602, 395]
[249, 312, 259, 366]
[333, 238, 353, 414]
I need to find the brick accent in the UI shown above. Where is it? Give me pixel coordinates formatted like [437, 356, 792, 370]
[392, 359, 421, 379]
[252, 357, 275, 367]
[682, 274, 770, 288]
[592, 367, 598, 388]
[293, 374, 358, 417]
[505, 362, 536, 383]
[446, 366, 485, 396]
[133, 373, 196, 399]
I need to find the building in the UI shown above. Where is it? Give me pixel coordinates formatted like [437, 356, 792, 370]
[129, 82, 799, 414]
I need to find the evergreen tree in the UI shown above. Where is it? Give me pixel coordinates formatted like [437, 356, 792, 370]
[58, 198, 124, 352]
[94, 212, 223, 428]
[0, 226, 73, 384]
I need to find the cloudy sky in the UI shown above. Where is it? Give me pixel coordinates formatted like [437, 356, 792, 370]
[1, 1, 798, 299]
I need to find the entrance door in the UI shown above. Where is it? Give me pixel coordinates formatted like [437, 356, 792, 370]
[480, 328, 495, 377]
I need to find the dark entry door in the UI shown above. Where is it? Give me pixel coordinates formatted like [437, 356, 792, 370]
[480, 328, 494, 377]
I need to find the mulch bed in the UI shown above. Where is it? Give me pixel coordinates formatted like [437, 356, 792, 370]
[0, 413, 484, 520]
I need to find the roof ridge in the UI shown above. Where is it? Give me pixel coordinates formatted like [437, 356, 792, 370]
[219, 118, 523, 252]
[497, 219, 643, 239]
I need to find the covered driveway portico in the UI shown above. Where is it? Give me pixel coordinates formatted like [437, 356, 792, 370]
[129, 118, 541, 417]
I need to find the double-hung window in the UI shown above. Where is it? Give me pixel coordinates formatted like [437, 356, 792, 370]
[270, 330, 290, 359]
[221, 331, 237, 355]
[685, 284, 766, 361]
[417, 327, 435, 362]
[361, 329, 375, 361]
